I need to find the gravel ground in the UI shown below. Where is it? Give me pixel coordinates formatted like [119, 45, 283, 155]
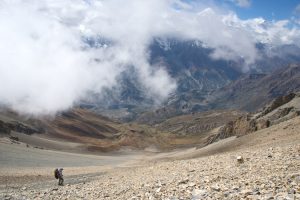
[1, 117, 300, 200]
[1, 144, 299, 200]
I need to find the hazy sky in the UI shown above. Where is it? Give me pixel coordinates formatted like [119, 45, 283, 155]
[0, 0, 300, 115]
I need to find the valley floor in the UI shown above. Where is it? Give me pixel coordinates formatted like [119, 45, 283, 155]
[1, 117, 300, 199]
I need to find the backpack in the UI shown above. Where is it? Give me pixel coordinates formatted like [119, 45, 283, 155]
[54, 168, 59, 179]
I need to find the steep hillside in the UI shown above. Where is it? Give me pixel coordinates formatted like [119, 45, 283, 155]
[43, 108, 121, 141]
[211, 64, 300, 111]
[137, 64, 300, 124]
[2, 108, 231, 152]
[0, 108, 172, 152]
[1, 91, 299, 153]
[84, 39, 243, 121]
[207, 92, 300, 144]
[81, 38, 300, 122]
[156, 110, 244, 136]
[48, 109, 182, 151]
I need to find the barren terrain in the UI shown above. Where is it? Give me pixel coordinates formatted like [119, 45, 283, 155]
[1, 116, 299, 199]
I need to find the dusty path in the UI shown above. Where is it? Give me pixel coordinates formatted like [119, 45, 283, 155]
[0, 140, 144, 168]
[0, 137, 149, 189]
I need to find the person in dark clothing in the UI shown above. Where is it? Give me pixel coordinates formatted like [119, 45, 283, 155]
[56, 168, 64, 186]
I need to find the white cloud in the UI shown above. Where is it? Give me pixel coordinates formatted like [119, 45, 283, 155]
[234, 16, 300, 47]
[295, 4, 300, 15]
[230, 0, 251, 8]
[292, 4, 300, 25]
[0, 0, 299, 115]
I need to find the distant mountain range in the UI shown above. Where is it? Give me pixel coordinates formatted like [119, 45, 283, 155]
[81, 38, 300, 122]
[137, 64, 300, 124]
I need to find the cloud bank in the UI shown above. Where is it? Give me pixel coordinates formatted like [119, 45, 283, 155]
[0, 0, 299, 115]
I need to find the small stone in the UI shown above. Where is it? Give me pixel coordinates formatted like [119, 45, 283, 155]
[241, 189, 252, 196]
[155, 187, 161, 193]
[211, 185, 221, 192]
[192, 189, 208, 198]
[232, 186, 239, 190]
[178, 179, 189, 185]
[4, 195, 11, 200]
[252, 188, 260, 195]
[156, 180, 162, 187]
[223, 191, 230, 197]
[188, 182, 196, 187]
[237, 156, 244, 163]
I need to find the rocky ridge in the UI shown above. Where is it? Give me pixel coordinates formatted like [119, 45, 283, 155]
[207, 92, 300, 144]
[0, 120, 41, 136]
[156, 110, 243, 136]
[211, 64, 300, 112]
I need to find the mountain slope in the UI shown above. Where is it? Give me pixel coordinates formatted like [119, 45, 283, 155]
[156, 110, 244, 136]
[137, 64, 300, 124]
[85, 39, 243, 121]
[211, 64, 300, 111]
[207, 92, 300, 144]
[82, 38, 300, 122]
[0, 108, 163, 152]
[2, 108, 233, 152]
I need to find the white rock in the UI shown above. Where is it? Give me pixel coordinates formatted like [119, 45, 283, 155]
[188, 182, 196, 187]
[211, 185, 221, 192]
[192, 189, 208, 199]
[236, 156, 244, 163]
[155, 187, 161, 193]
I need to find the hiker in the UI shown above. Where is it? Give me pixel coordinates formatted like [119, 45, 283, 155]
[54, 168, 64, 186]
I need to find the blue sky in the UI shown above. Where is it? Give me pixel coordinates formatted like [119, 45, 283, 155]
[224, 0, 300, 21]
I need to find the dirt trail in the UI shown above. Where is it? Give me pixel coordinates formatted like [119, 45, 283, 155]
[0, 140, 144, 168]
[0, 136, 149, 189]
